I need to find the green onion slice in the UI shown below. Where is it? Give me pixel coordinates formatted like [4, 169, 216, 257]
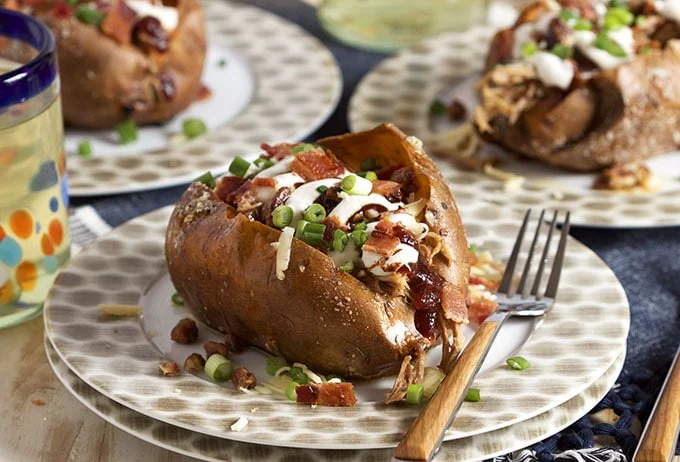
[406, 383, 424, 405]
[272, 205, 294, 229]
[326, 374, 344, 382]
[594, 33, 627, 57]
[204, 354, 233, 382]
[285, 381, 300, 401]
[194, 171, 216, 188]
[77, 140, 92, 158]
[520, 41, 538, 58]
[316, 185, 329, 194]
[289, 366, 310, 385]
[573, 18, 593, 31]
[228, 156, 251, 178]
[303, 204, 327, 223]
[182, 118, 207, 139]
[551, 44, 574, 59]
[639, 45, 653, 54]
[292, 143, 316, 154]
[506, 356, 531, 370]
[331, 229, 348, 252]
[354, 221, 368, 231]
[254, 157, 275, 169]
[360, 158, 377, 171]
[341, 174, 372, 196]
[468, 244, 479, 254]
[558, 9, 577, 21]
[116, 119, 138, 144]
[607, 6, 634, 26]
[350, 229, 368, 247]
[429, 99, 446, 116]
[464, 388, 481, 402]
[265, 356, 288, 376]
[75, 4, 105, 25]
[339, 261, 354, 272]
[301, 231, 324, 247]
[363, 171, 378, 181]
[171, 292, 184, 306]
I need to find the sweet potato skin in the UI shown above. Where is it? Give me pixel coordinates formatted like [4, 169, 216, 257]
[37, 0, 206, 129]
[165, 124, 469, 379]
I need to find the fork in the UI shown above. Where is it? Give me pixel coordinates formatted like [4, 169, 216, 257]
[393, 209, 571, 462]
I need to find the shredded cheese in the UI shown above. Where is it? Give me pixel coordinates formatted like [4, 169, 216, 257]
[97, 304, 143, 317]
[275, 227, 295, 280]
[230, 416, 249, 432]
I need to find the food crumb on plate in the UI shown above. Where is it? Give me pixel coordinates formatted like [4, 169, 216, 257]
[97, 304, 143, 317]
[231, 416, 249, 432]
[31, 399, 45, 406]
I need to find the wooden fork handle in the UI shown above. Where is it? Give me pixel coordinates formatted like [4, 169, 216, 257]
[393, 320, 501, 462]
[635, 349, 680, 462]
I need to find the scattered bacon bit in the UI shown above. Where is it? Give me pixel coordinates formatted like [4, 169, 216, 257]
[159, 361, 180, 377]
[196, 84, 212, 101]
[290, 150, 345, 182]
[3, 0, 20, 10]
[260, 143, 295, 160]
[362, 230, 400, 257]
[183, 353, 205, 372]
[101, 0, 136, 46]
[225, 180, 253, 206]
[371, 180, 402, 201]
[215, 176, 246, 203]
[231, 367, 257, 390]
[31, 399, 45, 406]
[388, 167, 417, 198]
[469, 276, 499, 291]
[441, 282, 468, 323]
[170, 318, 199, 344]
[468, 298, 498, 325]
[51, 1, 73, 18]
[204, 341, 230, 358]
[252, 177, 276, 188]
[447, 99, 467, 122]
[224, 333, 246, 353]
[296, 383, 357, 407]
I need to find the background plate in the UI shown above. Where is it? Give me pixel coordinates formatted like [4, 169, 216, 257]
[349, 26, 680, 228]
[46, 336, 625, 462]
[67, 0, 342, 197]
[44, 201, 629, 449]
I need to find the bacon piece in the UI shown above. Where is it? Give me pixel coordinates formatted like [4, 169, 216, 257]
[252, 177, 276, 188]
[231, 367, 257, 390]
[215, 176, 246, 203]
[441, 282, 468, 323]
[170, 318, 199, 344]
[224, 332, 246, 353]
[260, 143, 295, 160]
[225, 180, 253, 205]
[204, 341, 229, 358]
[468, 298, 498, 325]
[183, 353, 205, 372]
[159, 361, 180, 376]
[296, 383, 357, 407]
[101, 0, 136, 46]
[371, 180, 402, 201]
[291, 150, 345, 182]
[363, 231, 400, 257]
[52, 1, 73, 18]
[196, 84, 212, 101]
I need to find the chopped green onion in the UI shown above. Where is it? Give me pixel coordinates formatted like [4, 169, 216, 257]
[272, 205, 294, 228]
[360, 158, 377, 171]
[520, 41, 538, 58]
[182, 118, 207, 139]
[254, 157, 275, 169]
[429, 99, 447, 116]
[558, 9, 577, 21]
[594, 33, 627, 57]
[77, 140, 92, 158]
[316, 185, 329, 194]
[354, 221, 368, 231]
[292, 143, 316, 154]
[326, 374, 344, 382]
[331, 229, 348, 252]
[406, 383, 424, 405]
[204, 354, 233, 382]
[363, 171, 378, 181]
[228, 156, 251, 178]
[116, 119, 138, 144]
[551, 44, 574, 59]
[468, 244, 479, 254]
[506, 356, 531, 370]
[339, 261, 354, 272]
[609, 0, 626, 7]
[603, 14, 625, 30]
[194, 171, 216, 188]
[341, 174, 372, 196]
[295, 220, 325, 238]
[289, 366, 310, 384]
[75, 4, 105, 25]
[607, 6, 634, 26]
[285, 381, 300, 401]
[303, 204, 327, 223]
[573, 18, 593, 31]
[464, 388, 481, 402]
[66, 0, 78, 4]
[265, 356, 288, 376]
[171, 292, 184, 306]
[350, 229, 368, 247]
[217, 58, 227, 67]
[302, 231, 324, 247]
[635, 15, 646, 26]
[639, 45, 653, 54]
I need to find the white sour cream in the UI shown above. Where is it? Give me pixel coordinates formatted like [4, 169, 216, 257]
[529, 51, 575, 90]
[385, 212, 429, 240]
[655, 0, 680, 23]
[255, 157, 294, 178]
[362, 244, 419, 277]
[285, 179, 339, 223]
[127, 0, 178, 31]
[328, 193, 400, 226]
[272, 172, 304, 190]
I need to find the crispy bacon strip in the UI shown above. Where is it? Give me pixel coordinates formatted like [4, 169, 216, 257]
[215, 176, 246, 203]
[371, 180, 402, 200]
[296, 383, 357, 407]
[101, 0, 136, 45]
[291, 150, 345, 182]
[362, 230, 400, 257]
[441, 282, 468, 324]
[260, 143, 295, 160]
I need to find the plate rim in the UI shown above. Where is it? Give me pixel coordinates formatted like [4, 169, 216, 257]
[43, 204, 630, 449]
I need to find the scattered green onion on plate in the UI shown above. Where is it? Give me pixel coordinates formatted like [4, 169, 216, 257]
[464, 388, 481, 402]
[171, 292, 184, 306]
[285, 381, 300, 401]
[265, 356, 288, 376]
[182, 118, 207, 139]
[506, 356, 531, 370]
[194, 171, 216, 188]
[77, 140, 92, 158]
[204, 354, 233, 382]
[229, 156, 251, 178]
[116, 119, 138, 144]
[406, 383, 424, 405]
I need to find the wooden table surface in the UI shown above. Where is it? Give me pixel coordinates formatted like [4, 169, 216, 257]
[0, 316, 197, 462]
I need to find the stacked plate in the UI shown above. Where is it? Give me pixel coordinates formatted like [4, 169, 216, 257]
[44, 199, 629, 461]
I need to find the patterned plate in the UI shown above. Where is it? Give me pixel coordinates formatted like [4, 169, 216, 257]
[349, 27, 680, 228]
[44, 199, 629, 449]
[67, 0, 342, 197]
[46, 336, 625, 462]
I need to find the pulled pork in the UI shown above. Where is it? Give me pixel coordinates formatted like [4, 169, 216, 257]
[385, 349, 425, 404]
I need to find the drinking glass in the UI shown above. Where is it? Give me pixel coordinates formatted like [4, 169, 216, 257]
[0, 8, 70, 328]
[317, 0, 491, 53]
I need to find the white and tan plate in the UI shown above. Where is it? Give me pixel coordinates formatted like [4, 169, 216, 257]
[349, 27, 680, 228]
[67, 0, 342, 196]
[46, 337, 625, 462]
[44, 200, 629, 450]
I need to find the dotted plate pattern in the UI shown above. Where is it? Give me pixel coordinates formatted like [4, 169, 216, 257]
[46, 336, 625, 462]
[67, 0, 342, 196]
[349, 27, 680, 228]
[43, 203, 629, 449]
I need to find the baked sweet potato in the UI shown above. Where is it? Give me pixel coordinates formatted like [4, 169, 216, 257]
[475, 0, 680, 171]
[26, 0, 206, 129]
[165, 124, 469, 394]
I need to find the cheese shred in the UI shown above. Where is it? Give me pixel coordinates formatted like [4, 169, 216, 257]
[275, 227, 295, 280]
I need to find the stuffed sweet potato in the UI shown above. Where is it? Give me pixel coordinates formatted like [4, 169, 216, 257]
[166, 124, 469, 402]
[474, 0, 680, 171]
[7, 0, 207, 129]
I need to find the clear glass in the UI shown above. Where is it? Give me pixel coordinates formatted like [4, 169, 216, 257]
[318, 0, 490, 53]
[0, 12, 70, 328]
